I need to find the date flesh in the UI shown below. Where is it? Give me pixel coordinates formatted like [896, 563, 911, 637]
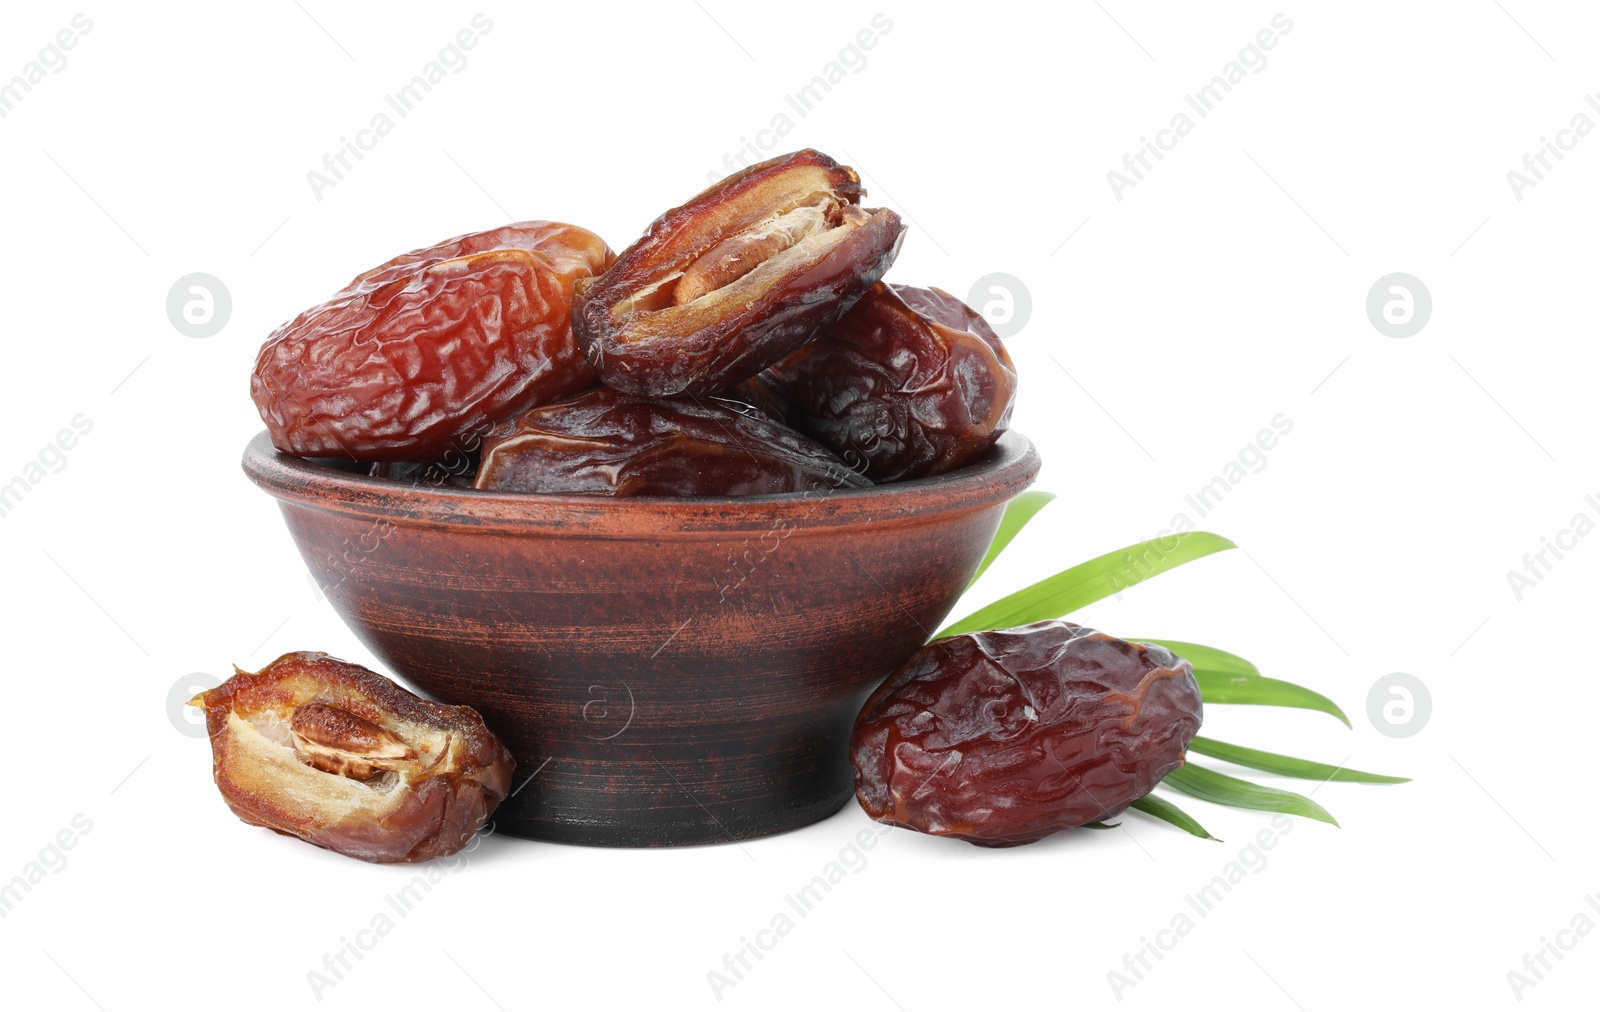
[573, 149, 905, 397]
[190, 651, 515, 863]
[768, 283, 1017, 482]
[253, 221, 614, 461]
[851, 621, 1201, 846]
[473, 386, 870, 497]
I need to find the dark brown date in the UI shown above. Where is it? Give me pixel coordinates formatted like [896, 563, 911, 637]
[369, 458, 477, 489]
[768, 283, 1017, 482]
[573, 149, 904, 397]
[366, 418, 501, 488]
[190, 651, 515, 863]
[473, 386, 869, 497]
[253, 222, 614, 461]
[715, 374, 796, 427]
[851, 621, 1201, 846]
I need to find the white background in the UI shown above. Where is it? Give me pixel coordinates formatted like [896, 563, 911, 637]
[2, 2, 1595, 1009]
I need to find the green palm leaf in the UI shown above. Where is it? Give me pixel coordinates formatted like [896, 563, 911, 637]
[1132, 638, 1260, 678]
[1188, 737, 1408, 784]
[967, 491, 1056, 589]
[1129, 794, 1218, 840]
[1161, 763, 1339, 826]
[1191, 669, 1351, 727]
[937, 532, 1237, 637]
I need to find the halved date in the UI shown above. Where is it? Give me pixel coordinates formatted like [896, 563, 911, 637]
[573, 150, 904, 397]
[768, 283, 1017, 482]
[473, 386, 869, 497]
[191, 651, 515, 863]
[851, 621, 1201, 846]
[253, 221, 613, 461]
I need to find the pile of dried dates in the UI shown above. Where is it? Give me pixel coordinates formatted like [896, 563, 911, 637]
[251, 149, 1017, 495]
[207, 151, 1201, 863]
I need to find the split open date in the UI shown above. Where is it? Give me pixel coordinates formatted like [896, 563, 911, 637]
[190, 652, 514, 863]
[572, 149, 904, 398]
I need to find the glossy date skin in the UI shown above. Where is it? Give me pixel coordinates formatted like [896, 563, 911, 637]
[253, 222, 614, 461]
[191, 652, 515, 863]
[851, 621, 1201, 846]
[768, 283, 1017, 482]
[473, 386, 870, 497]
[573, 150, 905, 397]
[716, 374, 796, 427]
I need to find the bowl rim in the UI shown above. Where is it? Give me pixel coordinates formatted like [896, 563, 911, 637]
[242, 429, 1040, 537]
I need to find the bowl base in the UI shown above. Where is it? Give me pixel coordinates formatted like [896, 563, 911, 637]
[492, 785, 854, 848]
[475, 711, 863, 848]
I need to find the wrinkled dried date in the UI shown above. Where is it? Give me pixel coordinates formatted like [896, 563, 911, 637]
[253, 221, 613, 461]
[768, 283, 1017, 482]
[367, 416, 503, 487]
[573, 149, 904, 397]
[851, 621, 1201, 846]
[473, 386, 869, 497]
[191, 651, 514, 863]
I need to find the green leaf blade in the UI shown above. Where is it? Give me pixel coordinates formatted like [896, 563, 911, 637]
[1189, 737, 1409, 784]
[967, 491, 1056, 589]
[1129, 794, 1218, 840]
[937, 531, 1238, 637]
[1161, 763, 1339, 826]
[1130, 638, 1261, 678]
[1192, 669, 1352, 727]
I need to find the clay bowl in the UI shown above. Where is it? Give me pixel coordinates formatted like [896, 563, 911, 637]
[242, 430, 1039, 847]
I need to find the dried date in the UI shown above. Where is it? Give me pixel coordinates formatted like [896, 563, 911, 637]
[190, 651, 515, 863]
[573, 149, 904, 397]
[768, 283, 1017, 482]
[368, 458, 477, 488]
[714, 374, 795, 427]
[366, 418, 502, 488]
[473, 386, 869, 497]
[253, 222, 613, 461]
[851, 621, 1201, 846]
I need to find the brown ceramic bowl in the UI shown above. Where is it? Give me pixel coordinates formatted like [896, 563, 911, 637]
[242, 430, 1039, 847]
